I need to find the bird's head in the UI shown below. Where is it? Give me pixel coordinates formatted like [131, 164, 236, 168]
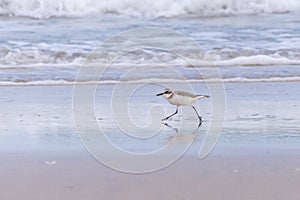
[156, 88, 173, 98]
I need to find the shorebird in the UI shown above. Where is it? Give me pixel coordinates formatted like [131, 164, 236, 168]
[156, 88, 209, 123]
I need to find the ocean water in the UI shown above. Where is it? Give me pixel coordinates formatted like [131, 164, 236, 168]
[0, 0, 300, 154]
[0, 0, 300, 85]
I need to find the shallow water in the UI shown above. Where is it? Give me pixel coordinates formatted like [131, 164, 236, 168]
[0, 12, 300, 85]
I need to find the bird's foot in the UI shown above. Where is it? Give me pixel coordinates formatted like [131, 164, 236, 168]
[197, 116, 202, 123]
[162, 122, 169, 126]
[197, 120, 202, 128]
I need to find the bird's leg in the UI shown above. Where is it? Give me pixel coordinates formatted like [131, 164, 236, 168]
[192, 105, 202, 124]
[162, 106, 178, 121]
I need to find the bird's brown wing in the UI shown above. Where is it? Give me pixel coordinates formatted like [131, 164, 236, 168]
[175, 90, 198, 98]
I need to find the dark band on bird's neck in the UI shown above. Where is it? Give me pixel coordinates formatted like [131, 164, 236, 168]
[167, 93, 174, 99]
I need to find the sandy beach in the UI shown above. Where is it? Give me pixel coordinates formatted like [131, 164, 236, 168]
[1, 147, 300, 200]
[1, 83, 299, 199]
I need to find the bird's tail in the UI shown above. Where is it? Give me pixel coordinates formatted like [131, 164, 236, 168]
[196, 95, 210, 99]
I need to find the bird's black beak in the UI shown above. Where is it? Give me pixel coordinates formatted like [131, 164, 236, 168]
[156, 92, 164, 96]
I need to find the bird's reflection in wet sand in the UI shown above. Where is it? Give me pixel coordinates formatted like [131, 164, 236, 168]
[162, 121, 202, 145]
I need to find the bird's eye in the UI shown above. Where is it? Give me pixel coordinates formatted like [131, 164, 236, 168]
[165, 91, 171, 94]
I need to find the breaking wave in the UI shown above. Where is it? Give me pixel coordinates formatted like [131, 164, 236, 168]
[1, 0, 300, 19]
[1, 46, 300, 67]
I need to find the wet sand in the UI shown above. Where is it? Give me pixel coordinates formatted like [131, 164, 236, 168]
[0, 83, 300, 199]
[1, 145, 300, 200]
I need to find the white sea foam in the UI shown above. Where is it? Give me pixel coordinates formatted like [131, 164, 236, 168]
[0, 48, 85, 66]
[1, 76, 300, 86]
[1, 0, 300, 19]
[194, 55, 300, 67]
[219, 55, 300, 66]
[1, 46, 300, 67]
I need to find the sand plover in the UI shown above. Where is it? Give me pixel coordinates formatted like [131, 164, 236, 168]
[156, 88, 209, 123]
